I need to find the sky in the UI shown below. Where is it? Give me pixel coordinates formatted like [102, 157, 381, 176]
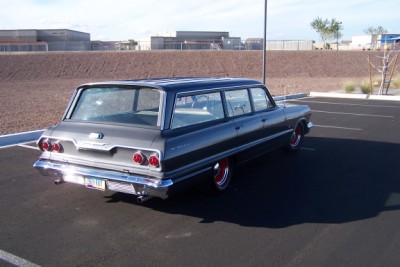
[1, 0, 399, 41]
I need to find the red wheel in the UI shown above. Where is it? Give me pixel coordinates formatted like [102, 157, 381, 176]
[287, 123, 304, 152]
[212, 158, 232, 191]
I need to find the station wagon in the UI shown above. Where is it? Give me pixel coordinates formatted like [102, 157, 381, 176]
[34, 77, 312, 202]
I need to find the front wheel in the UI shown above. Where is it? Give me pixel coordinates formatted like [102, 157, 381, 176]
[286, 123, 304, 152]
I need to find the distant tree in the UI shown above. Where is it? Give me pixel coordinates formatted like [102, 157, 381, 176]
[311, 17, 330, 49]
[363, 26, 388, 50]
[330, 18, 343, 50]
[363, 26, 388, 35]
[128, 39, 138, 46]
[311, 17, 344, 49]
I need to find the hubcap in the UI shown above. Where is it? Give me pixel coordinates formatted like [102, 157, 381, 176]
[290, 125, 302, 147]
[213, 159, 229, 186]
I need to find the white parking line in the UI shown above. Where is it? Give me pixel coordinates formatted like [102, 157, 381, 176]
[314, 125, 362, 131]
[0, 130, 43, 148]
[0, 249, 40, 267]
[312, 110, 394, 118]
[300, 147, 316, 151]
[18, 143, 40, 151]
[291, 99, 400, 109]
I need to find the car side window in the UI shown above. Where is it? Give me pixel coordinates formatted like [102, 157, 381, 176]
[251, 87, 272, 111]
[225, 89, 252, 117]
[171, 92, 224, 129]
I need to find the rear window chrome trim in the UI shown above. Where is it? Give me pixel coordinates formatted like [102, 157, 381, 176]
[65, 85, 165, 128]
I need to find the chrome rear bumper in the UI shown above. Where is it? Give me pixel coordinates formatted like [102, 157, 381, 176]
[33, 160, 173, 199]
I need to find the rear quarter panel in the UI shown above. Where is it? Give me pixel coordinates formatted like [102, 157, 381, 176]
[154, 120, 237, 180]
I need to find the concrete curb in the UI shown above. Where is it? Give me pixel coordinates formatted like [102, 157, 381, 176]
[0, 130, 44, 148]
[310, 92, 400, 101]
[273, 93, 308, 102]
[368, 95, 400, 101]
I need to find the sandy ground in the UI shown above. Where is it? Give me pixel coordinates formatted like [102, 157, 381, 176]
[0, 50, 397, 134]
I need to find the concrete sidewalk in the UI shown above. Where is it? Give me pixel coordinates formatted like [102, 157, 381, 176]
[310, 88, 400, 101]
[0, 130, 43, 148]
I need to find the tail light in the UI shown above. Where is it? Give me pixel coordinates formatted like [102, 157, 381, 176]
[133, 152, 145, 165]
[52, 142, 63, 153]
[149, 154, 159, 167]
[39, 139, 51, 151]
[38, 139, 63, 153]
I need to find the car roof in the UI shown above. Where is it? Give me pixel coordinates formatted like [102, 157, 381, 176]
[79, 77, 264, 93]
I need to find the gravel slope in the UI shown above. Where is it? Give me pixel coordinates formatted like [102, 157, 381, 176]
[0, 50, 393, 134]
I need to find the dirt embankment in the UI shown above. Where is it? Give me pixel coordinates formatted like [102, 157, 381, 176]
[0, 50, 391, 134]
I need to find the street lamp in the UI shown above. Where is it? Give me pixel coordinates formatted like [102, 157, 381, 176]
[262, 0, 268, 84]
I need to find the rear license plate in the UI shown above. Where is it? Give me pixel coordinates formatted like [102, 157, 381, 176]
[85, 177, 106, 191]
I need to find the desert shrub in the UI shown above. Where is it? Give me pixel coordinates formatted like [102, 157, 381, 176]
[372, 75, 382, 87]
[391, 76, 400, 88]
[360, 81, 371, 94]
[344, 82, 356, 93]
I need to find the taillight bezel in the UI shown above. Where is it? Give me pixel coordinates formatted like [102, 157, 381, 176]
[52, 141, 63, 153]
[133, 152, 145, 165]
[38, 138, 63, 153]
[39, 139, 51, 151]
[148, 154, 160, 167]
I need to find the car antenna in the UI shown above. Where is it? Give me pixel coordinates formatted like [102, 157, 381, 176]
[283, 85, 287, 107]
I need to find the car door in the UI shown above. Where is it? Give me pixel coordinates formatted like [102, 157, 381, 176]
[224, 88, 266, 149]
[250, 87, 288, 150]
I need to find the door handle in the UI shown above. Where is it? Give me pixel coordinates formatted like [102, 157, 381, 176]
[235, 125, 244, 130]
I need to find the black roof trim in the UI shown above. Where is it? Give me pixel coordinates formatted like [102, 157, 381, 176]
[79, 77, 264, 92]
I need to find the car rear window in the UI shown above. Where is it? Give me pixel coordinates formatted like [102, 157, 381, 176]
[70, 87, 162, 127]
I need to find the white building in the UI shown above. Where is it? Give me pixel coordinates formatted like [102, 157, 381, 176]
[136, 31, 241, 50]
[351, 34, 400, 50]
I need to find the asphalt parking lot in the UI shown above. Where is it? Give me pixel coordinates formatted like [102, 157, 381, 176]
[1, 97, 399, 266]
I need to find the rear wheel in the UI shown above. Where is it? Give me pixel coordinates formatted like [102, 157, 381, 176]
[213, 158, 232, 191]
[286, 123, 304, 152]
[201, 157, 233, 193]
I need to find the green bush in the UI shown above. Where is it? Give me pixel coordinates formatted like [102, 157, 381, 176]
[360, 82, 371, 94]
[344, 82, 356, 93]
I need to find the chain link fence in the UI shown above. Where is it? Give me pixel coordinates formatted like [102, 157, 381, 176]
[0, 43, 48, 52]
[1, 40, 315, 52]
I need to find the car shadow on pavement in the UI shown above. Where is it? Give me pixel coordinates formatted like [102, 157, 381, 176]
[106, 137, 400, 228]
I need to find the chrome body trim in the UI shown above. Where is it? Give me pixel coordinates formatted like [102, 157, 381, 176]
[37, 135, 163, 162]
[161, 128, 293, 179]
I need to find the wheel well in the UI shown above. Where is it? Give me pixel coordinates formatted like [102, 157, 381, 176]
[300, 119, 310, 134]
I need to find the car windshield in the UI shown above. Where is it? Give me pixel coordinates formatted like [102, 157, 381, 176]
[70, 86, 162, 127]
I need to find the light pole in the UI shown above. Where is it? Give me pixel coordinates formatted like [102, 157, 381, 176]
[262, 0, 268, 84]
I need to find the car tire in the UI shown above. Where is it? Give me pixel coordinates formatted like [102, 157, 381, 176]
[285, 123, 304, 152]
[200, 158, 233, 194]
[212, 158, 232, 191]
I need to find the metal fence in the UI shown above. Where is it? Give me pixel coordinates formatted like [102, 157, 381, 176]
[265, 40, 313, 51]
[0, 39, 315, 52]
[133, 40, 314, 51]
[0, 41, 90, 52]
[47, 41, 91, 51]
[0, 43, 48, 52]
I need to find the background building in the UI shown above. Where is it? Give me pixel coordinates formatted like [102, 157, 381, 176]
[0, 29, 90, 52]
[351, 34, 400, 50]
[137, 31, 242, 50]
